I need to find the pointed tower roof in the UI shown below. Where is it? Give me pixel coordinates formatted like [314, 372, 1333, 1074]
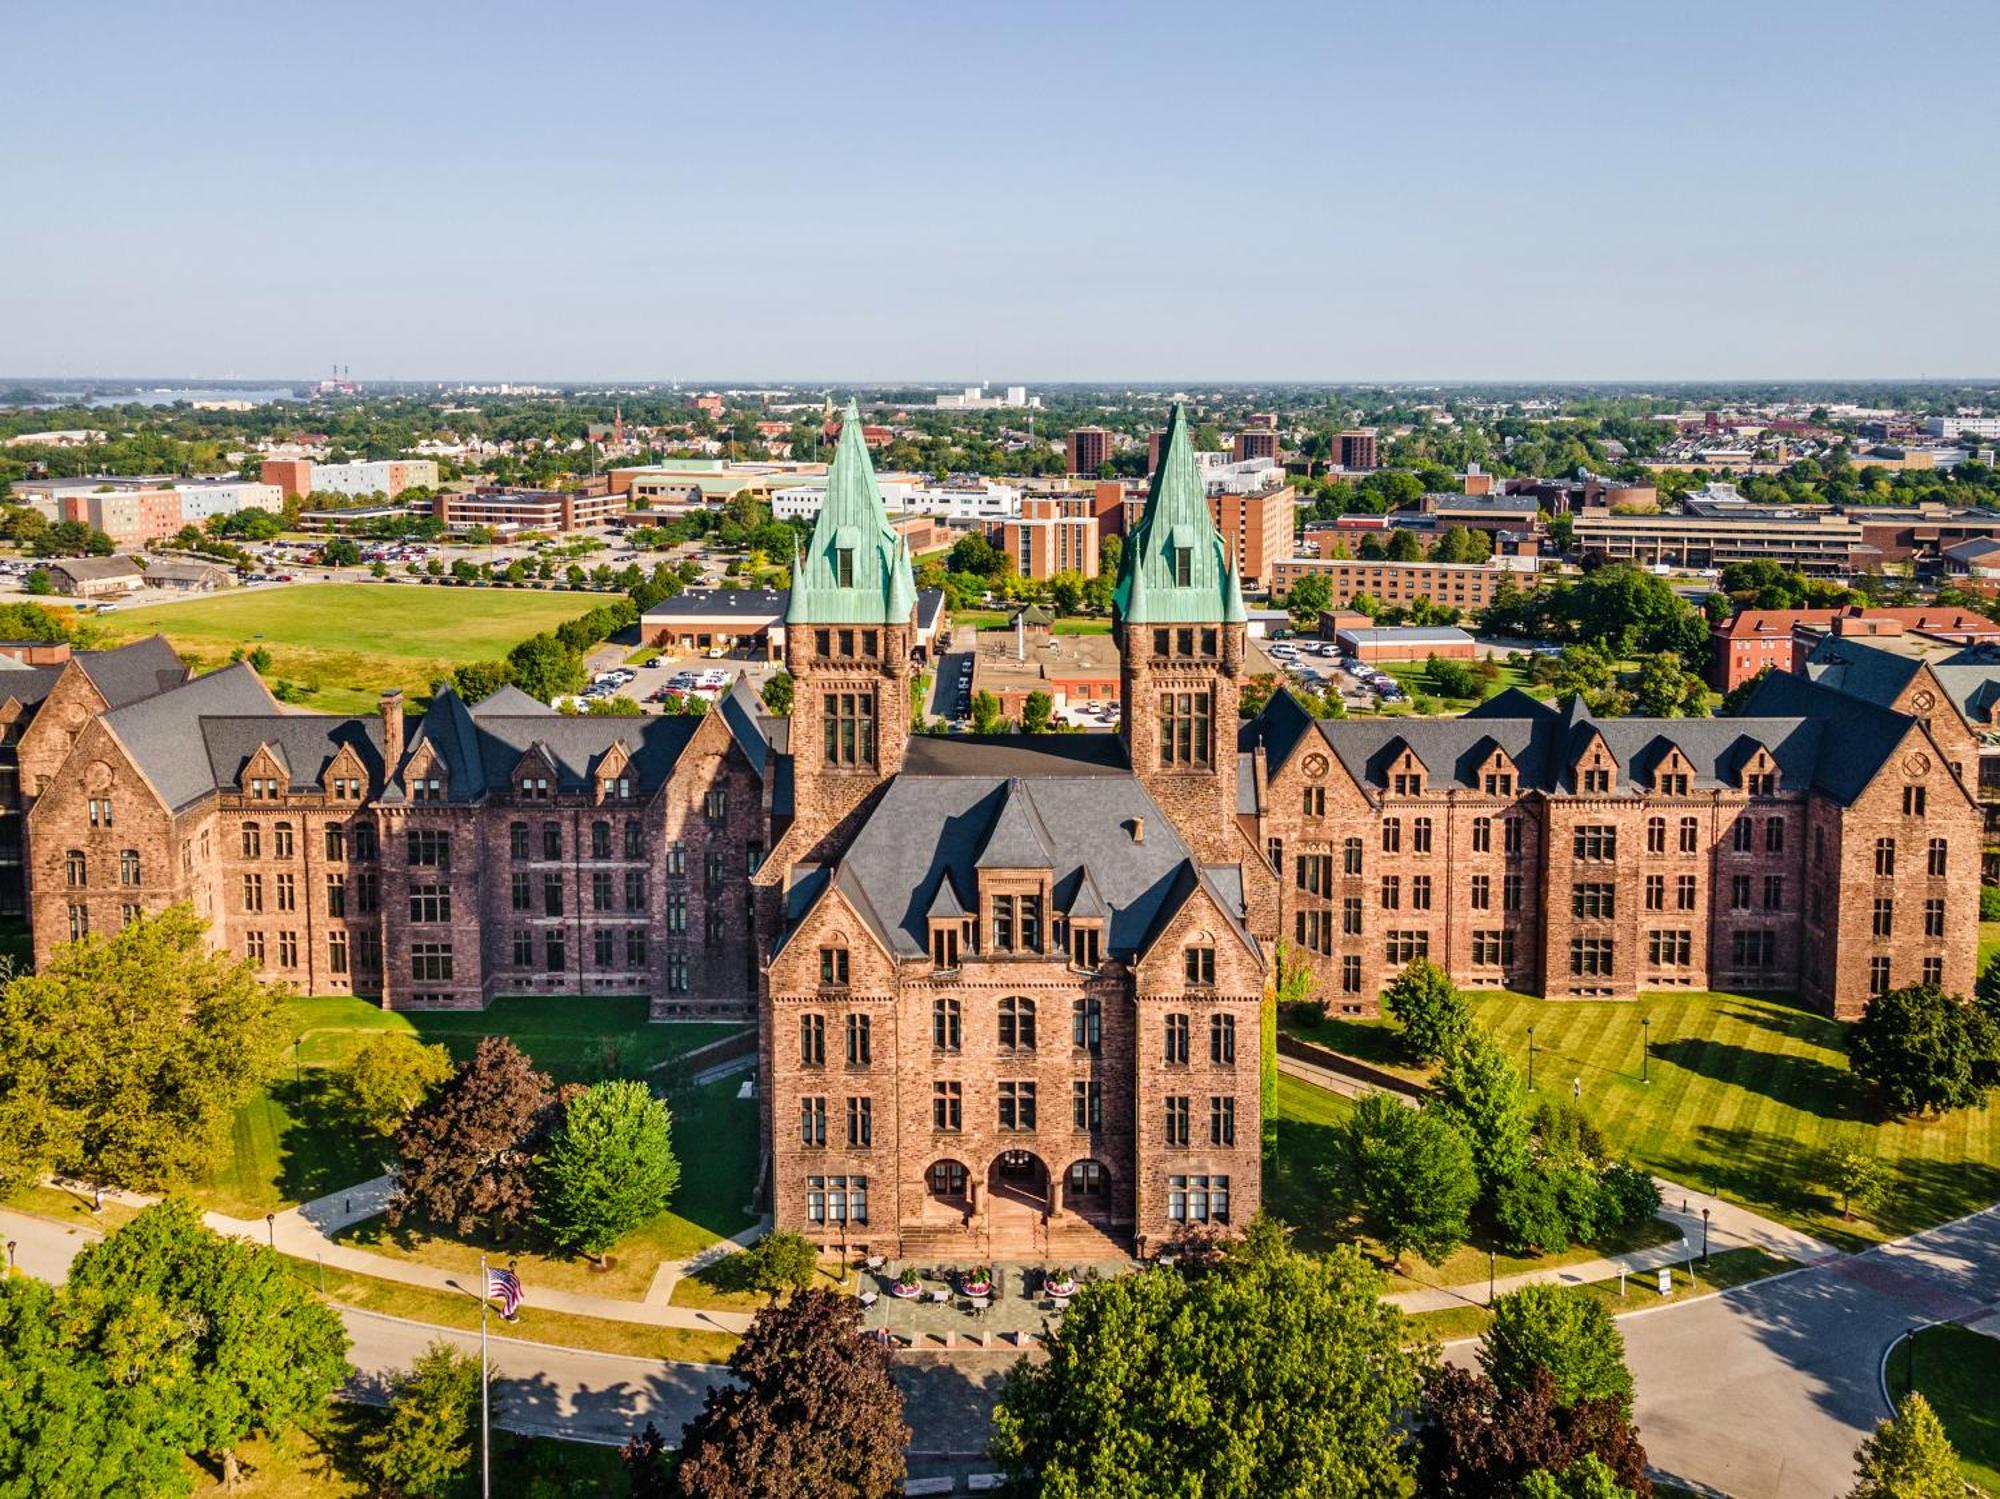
[785, 398, 917, 626]
[975, 779, 1057, 869]
[1113, 402, 1248, 626]
[926, 874, 967, 921]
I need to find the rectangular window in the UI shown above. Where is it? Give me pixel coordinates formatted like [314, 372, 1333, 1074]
[326, 873, 347, 917]
[1380, 875, 1400, 910]
[543, 873, 563, 917]
[1072, 1079, 1102, 1131]
[593, 928, 614, 967]
[1296, 909, 1332, 953]
[1731, 874, 1752, 911]
[846, 1096, 872, 1148]
[1676, 874, 1697, 911]
[1184, 947, 1215, 986]
[1164, 1013, 1191, 1065]
[1343, 837, 1364, 875]
[1471, 929, 1515, 967]
[1503, 873, 1523, 912]
[1412, 817, 1433, 855]
[932, 1081, 961, 1131]
[512, 929, 534, 966]
[1730, 929, 1778, 969]
[1472, 817, 1492, 853]
[1645, 874, 1665, 911]
[1296, 854, 1333, 896]
[1924, 898, 1946, 938]
[1410, 874, 1432, 910]
[1904, 786, 1927, 816]
[1210, 1096, 1236, 1146]
[1763, 874, 1784, 910]
[997, 1081, 1037, 1132]
[277, 930, 298, 968]
[510, 822, 529, 860]
[542, 822, 561, 860]
[1159, 691, 1212, 769]
[1732, 819, 1754, 854]
[592, 871, 614, 911]
[1680, 816, 1699, 853]
[1928, 838, 1948, 878]
[1922, 956, 1945, 987]
[1869, 956, 1892, 995]
[1164, 1095, 1191, 1147]
[275, 873, 295, 912]
[1382, 818, 1401, 854]
[409, 884, 450, 923]
[1504, 818, 1523, 856]
[242, 873, 263, 912]
[822, 692, 876, 767]
[511, 872, 531, 911]
[1572, 825, 1616, 861]
[408, 829, 451, 869]
[1210, 1012, 1236, 1064]
[1341, 955, 1363, 993]
[410, 941, 454, 983]
[1766, 817, 1785, 854]
[1384, 929, 1429, 963]
[846, 1013, 871, 1067]
[1569, 937, 1614, 977]
[626, 869, 646, 910]
[933, 998, 961, 1053]
[328, 930, 349, 974]
[819, 947, 849, 986]
[1301, 786, 1325, 818]
[1572, 882, 1616, 919]
[1167, 1174, 1230, 1224]
[626, 927, 646, 967]
[1873, 897, 1894, 939]
[799, 1096, 826, 1148]
[1647, 817, 1666, 854]
[1647, 929, 1692, 967]
[1878, 837, 1901, 879]
[800, 1013, 827, 1068]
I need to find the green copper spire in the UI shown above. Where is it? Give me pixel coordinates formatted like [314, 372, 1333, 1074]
[786, 398, 917, 625]
[1113, 402, 1248, 625]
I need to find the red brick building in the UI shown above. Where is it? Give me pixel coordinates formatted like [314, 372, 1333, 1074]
[1707, 605, 2000, 692]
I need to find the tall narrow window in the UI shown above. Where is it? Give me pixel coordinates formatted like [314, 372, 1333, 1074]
[1158, 691, 1212, 769]
[822, 692, 876, 766]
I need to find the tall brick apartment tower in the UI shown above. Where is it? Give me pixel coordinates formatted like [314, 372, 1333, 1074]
[776, 399, 919, 864]
[1116, 403, 1253, 868]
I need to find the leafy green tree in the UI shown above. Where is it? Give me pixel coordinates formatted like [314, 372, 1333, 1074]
[724, 1228, 820, 1303]
[0, 905, 285, 1195]
[340, 1033, 454, 1137]
[358, 1341, 483, 1499]
[1425, 653, 1482, 700]
[1427, 1031, 1532, 1200]
[1846, 984, 1999, 1117]
[1628, 652, 1709, 717]
[537, 1080, 681, 1260]
[993, 1219, 1427, 1497]
[451, 658, 513, 702]
[585, 695, 645, 716]
[1481, 1284, 1634, 1415]
[507, 631, 586, 701]
[32, 519, 115, 557]
[1334, 1092, 1478, 1266]
[1386, 528, 1425, 561]
[1718, 665, 1771, 716]
[0, 1276, 192, 1498]
[388, 1036, 555, 1239]
[1049, 571, 1085, 615]
[671, 1290, 907, 1499]
[1847, 1392, 1963, 1499]
[1813, 1142, 1886, 1220]
[761, 670, 794, 715]
[21, 567, 53, 595]
[0, 601, 71, 641]
[1518, 1454, 1641, 1498]
[1493, 1165, 1574, 1255]
[1382, 958, 1472, 1063]
[971, 689, 1006, 733]
[1286, 571, 1334, 625]
[1020, 690, 1054, 733]
[66, 1199, 351, 1486]
[319, 537, 361, 567]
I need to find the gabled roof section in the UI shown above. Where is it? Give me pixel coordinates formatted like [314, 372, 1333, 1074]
[1060, 866, 1109, 921]
[75, 636, 190, 708]
[100, 663, 277, 811]
[785, 398, 917, 626]
[1250, 685, 1319, 775]
[201, 715, 387, 801]
[974, 778, 1057, 869]
[926, 874, 967, 921]
[1131, 858, 1261, 965]
[468, 684, 553, 716]
[1113, 402, 1248, 626]
[719, 674, 772, 776]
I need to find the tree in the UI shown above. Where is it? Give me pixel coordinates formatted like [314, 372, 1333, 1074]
[358, 1341, 483, 1499]
[32, 519, 115, 557]
[586, 695, 645, 716]
[537, 1080, 681, 1260]
[1518, 1454, 1643, 1499]
[1382, 958, 1472, 1064]
[622, 1422, 675, 1498]
[1628, 652, 1709, 717]
[1425, 653, 1482, 700]
[1481, 1284, 1634, 1415]
[388, 1036, 555, 1239]
[992, 1221, 1427, 1497]
[1049, 570, 1085, 615]
[507, 631, 586, 701]
[1846, 984, 1999, 1117]
[1427, 1031, 1532, 1200]
[0, 1276, 192, 1498]
[1020, 690, 1054, 734]
[320, 537, 361, 567]
[723, 1228, 820, 1302]
[971, 689, 1005, 734]
[1813, 1142, 1887, 1220]
[451, 658, 513, 703]
[1286, 571, 1334, 625]
[1848, 1392, 1963, 1499]
[66, 1199, 351, 1486]
[761, 670, 794, 716]
[1417, 1365, 1650, 1499]
[1718, 665, 1772, 716]
[1386, 527, 1425, 561]
[1334, 1092, 1478, 1266]
[0, 904, 285, 1195]
[339, 1032, 454, 1136]
[671, 1290, 908, 1499]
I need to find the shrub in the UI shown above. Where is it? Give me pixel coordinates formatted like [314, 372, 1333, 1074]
[1595, 1162, 1662, 1232]
[1494, 1167, 1570, 1256]
[1382, 958, 1472, 1064]
[1981, 885, 2000, 921]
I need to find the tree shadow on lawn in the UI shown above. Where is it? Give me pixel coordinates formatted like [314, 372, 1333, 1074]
[1650, 1036, 1867, 1120]
[1711, 997, 1847, 1048]
[268, 1073, 393, 1205]
[1266, 1111, 1348, 1251]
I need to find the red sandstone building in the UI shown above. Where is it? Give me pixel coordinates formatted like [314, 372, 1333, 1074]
[20, 405, 1983, 1264]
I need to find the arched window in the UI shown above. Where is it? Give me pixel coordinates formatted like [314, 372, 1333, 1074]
[64, 849, 86, 887]
[119, 849, 141, 887]
[998, 996, 1036, 1051]
[591, 820, 611, 859]
[240, 822, 260, 859]
[273, 821, 294, 859]
[1066, 1160, 1107, 1197]
[928, 1161, 967, 1200]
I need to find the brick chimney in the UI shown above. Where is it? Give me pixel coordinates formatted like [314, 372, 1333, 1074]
[1129, 815, 1145, 845]
[380, 689, 404, 772]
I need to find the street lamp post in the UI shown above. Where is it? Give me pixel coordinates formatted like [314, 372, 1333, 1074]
[1641, 1016, 1650, 1084]
[265, 1213, 275, 1250]
[293, 1036, 302, 1086]
[5, 1240, 14, 1271]
[1488, 1249, 1496, 1307]
[1527, 1026, 1536, 1090]
[1701, 1207, 1710, 1266]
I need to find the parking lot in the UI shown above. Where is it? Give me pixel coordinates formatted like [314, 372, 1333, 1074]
[1263, 634, 1405, 709]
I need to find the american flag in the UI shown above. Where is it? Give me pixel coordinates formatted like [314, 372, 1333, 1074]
[485, 1266, 523, 1320]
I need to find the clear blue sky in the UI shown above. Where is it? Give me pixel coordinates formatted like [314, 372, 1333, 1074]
[7, 0, 1996, 382]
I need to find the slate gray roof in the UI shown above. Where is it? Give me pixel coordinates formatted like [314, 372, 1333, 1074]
[719, 675, 772, 776]
[790, 736, 1255, 964]
[1802, 633, 2000, 729]
[77, 636, 190, 709]
[100, 664, 276, 810]
[199, 715, 388, 797]
[395, 686, 706, 803]
[901, 733, 1128, 777]
[49, 556, 144, 584]
[1251, 682, 1903, 807]
[467, 684, 552, 716]
[0, 664, 64, 707]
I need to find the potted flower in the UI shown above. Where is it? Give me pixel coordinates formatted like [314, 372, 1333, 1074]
[892, 1269, 921, 1298]
[960, 1265, 993, 1297]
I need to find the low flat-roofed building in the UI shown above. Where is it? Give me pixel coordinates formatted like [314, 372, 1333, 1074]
[968, 616, 1121, 714]
[139, 558, 234, 593]
[641, 586, 946, 661]
[43, 555, 146, 598]
[1335, 624, 1477, 662]
[1271, 556, 1532, 613]
[431, 488, 627, 535]
[297, 504, 421, 534]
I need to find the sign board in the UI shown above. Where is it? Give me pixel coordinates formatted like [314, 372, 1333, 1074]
[1657, 1267, 1672, 1296]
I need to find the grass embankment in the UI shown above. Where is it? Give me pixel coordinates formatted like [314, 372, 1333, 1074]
[1465, 990, 2000, 1249]
[93, 582, 595, 712]
[1407, 1247, 1798, 1343]
[196, 993, 745, 1222]
[1884, 1322, 2000, 1494]
[1268, 1071, 1680, 1298]
[952, 609, 1111, 635]
[286, 1253, 738, 1365]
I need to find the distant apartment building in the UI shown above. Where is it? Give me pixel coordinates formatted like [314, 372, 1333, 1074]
[260, 459, 440, 500]
[1338, 430, 1379, 471]
[429, 488, 627, 535]
[771, 479, 1020, 525]
[1708, 605, 2000, 693]
[1066, 426, 1112, 476]
[1232, 428, 1279, 463]
[998, 495, 1100, 580]
[1209, 485, 1295, 591]
[1271, 556, 1528, 612]
[1577, 500, 2000, 574]
[15, 475, 283, 547]
[1926, 415, 2000, 440]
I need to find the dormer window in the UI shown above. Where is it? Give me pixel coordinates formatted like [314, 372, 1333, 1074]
[519, 775, 549, 801]
[1580, 767, 1612, 794]
[1071, 922, 1102, 971]
[1748, 771, 1775, 797]
[1173, 545, 1192, 586]
[1484, 771, 1514, 795]
[600, 775, 632, 803]
[410, 776, 443, 802]
[930, 923, 959, 971]
[835, 546, 855, 587]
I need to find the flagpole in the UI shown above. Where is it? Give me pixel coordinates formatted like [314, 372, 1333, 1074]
[479, 1254, 490, 1499]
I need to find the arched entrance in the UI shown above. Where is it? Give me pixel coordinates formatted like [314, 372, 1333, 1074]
[922, 1159, 973, 1226]
[1058, 1158, 1113, 1223]
[984, 1150, 1049, 1255]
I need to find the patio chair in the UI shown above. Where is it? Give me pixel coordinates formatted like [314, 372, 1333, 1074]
[859, 1291, 879, 1309]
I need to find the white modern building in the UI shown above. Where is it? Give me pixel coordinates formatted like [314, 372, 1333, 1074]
[772, 479, 1022, 523]
[1926, 415, 2000, 440]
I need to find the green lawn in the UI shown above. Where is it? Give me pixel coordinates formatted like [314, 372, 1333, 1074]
[1465, 991, 2000, 1248]
[1885, 1323, 2000, 1493]
[1981, 920, 2000, 970]
[1281, 1008, 1435, 1086]
[92, 583, 596, 711]
[193, 993, 745, 1219]
[1380, 659, 1544, 712]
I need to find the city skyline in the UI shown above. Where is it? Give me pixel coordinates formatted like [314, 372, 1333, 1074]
[8, 0, 1998, 382]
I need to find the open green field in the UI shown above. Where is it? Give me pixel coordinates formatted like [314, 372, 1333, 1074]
[1464, 991, 2000, 1248]
[194, 993, 745, 1220]
[1379, 658, 1543, 710]
[92, 583, 595, 711]
[1885, 1323, 2000, 1493]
